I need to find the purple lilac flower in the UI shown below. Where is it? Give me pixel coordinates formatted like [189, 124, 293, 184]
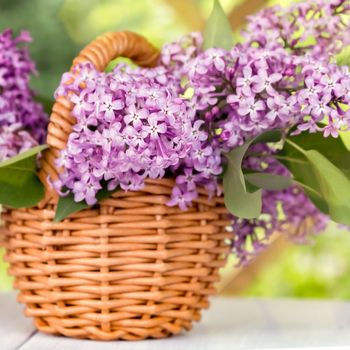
[160, 32, 203, 75]
[0, 123, 39, 160]
[242, 0, 350, 59]
[0, 29, 47, 160]
[54, 62, 222, 206]
[178, 43, 350, 144]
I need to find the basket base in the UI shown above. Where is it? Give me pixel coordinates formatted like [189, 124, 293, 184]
[32, 311, 198, 341]
[21, 292, 209, 340]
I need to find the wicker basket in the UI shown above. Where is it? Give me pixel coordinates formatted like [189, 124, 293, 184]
[1, 32, 232, 341]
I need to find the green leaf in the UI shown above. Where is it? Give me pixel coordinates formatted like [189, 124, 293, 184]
[244, 179, 260, 194]
[54, 183, 119, 222]
[283, 138, 350, 225]
[224, 150, 262, 219]
[283, 131, 350, 177]
[203, 0, 233, 50]
[0, 145, 48, 208]
[223, 130, 282, 219]
[303, 150, 350, 225]
[280, 153, 329, 214]
[54, 194, 90, 222]
[280, 131, 350, 214]
[279, 138, 328, 213]
[244, 172, 292, 191]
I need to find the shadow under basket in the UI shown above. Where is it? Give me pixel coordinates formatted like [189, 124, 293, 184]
[1, 31, 232, 341]
[2, 179, 232, 341]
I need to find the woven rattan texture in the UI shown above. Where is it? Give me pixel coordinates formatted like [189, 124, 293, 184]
[3, 179, 231, 340]
[2, 32, 232, 340]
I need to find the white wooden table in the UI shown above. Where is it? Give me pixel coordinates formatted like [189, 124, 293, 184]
[2, 292, 350, 350]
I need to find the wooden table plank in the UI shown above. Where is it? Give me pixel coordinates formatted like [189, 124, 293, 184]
[0, 292, 35, 350]
[3, 294, 350, 349]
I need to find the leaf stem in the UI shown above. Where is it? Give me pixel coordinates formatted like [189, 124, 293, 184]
[285, 139, 306, 154]
[293, 180, 322, 199]
[273, 155, 307, 164]
[245, 151, 307, 165]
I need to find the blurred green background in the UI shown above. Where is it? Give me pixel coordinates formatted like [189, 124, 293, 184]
[1, 0, 350, 298]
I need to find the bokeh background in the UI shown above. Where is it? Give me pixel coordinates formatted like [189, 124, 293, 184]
[1, 0, 350, 298]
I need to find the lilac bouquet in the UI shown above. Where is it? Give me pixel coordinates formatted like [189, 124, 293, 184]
[0, 29, 48, 208]
[0, 29, 47, 160]
[2, 0, 350, 265]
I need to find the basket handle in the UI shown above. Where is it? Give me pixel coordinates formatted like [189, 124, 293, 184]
[38, 31, 160, 202]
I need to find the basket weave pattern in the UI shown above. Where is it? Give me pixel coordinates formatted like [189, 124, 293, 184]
[2, 32, 232, 341]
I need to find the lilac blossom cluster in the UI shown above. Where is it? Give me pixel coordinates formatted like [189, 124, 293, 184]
[0, 29, 47, 160]
[180, 45, 350, 145]
[242, 0, 350, 59]
[54, 63, 223, 206]
[55, 0, 350, 264]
